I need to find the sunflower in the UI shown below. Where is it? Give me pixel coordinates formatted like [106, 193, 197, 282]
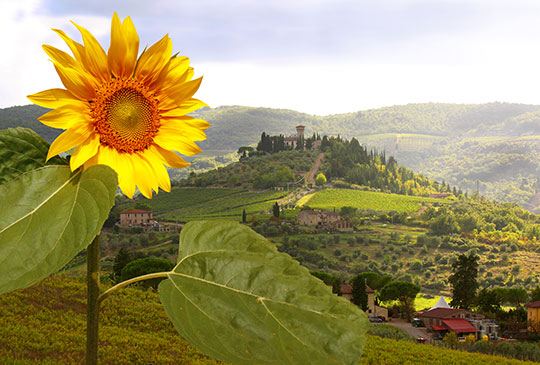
[28, 13, 209, 199]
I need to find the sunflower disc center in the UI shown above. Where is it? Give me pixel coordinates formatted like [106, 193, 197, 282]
[92, 78, 160, 153]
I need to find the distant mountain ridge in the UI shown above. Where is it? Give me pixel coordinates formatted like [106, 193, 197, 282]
[2, 102, 539, 211]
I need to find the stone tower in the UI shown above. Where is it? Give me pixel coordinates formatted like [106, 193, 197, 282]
[296, 125, 305, 139]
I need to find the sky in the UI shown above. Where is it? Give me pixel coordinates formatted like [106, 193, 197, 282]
[3, 0, 540, 115]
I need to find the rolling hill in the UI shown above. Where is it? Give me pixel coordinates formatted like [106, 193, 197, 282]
[1, 102, 539, 211]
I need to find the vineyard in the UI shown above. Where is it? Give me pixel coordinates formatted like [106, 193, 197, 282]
[0, 275, 535, 364]
[158, 189, 287, 221]
[298, 188, 443, 213]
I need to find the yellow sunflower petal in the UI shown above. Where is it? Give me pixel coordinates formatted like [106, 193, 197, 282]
[160, 98, 209, 115]
[39, 104, 91, 129]
[52, 62, 95, 100]
[70, 135, 100, 170]
[150, 144, 190, 168]
[159, 122, 207, 141]
[71, 20, 109, 82]
[142, 149, 171, 192]
[108, 13, 139, 78]
[151, 56, 189, 90]
[178, 66, 194, 83]
[52, 28, 86, 65]
[130, 153, 157, 198]
[27, 88, 81, 109]
[47, 123, 93, 161]
[42, 45, 79, 69]
[153, 131, 202, 156]
[116, 152, 136, 198]
[163, 116, 211, 130]
[135, 34, 172, 83]
[159, 77, 203, 110]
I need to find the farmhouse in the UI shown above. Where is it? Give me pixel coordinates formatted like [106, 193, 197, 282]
[119, 209, 153, 226]
[297, 210, 353, 231]
[525, 301, 540, 332]
[416, 300, 498, 340]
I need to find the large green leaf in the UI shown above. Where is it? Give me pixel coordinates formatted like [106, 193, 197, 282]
[0, 165, 117, 294]
[159, 221, 368, 364]
[0, 127, 67, 185]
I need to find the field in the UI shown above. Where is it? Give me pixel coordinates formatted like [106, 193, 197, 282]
[0, 275, 535, 364]
[297, 188, 442, 213]
[158, 188, 287, 221]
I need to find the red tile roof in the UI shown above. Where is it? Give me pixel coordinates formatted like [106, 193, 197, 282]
[525, 301, 540, 308]
[120, 209, 152, 214]
[418, 308, 464, 319]
[432, 325, 446, 331]
[442, 319, 478, 333]
[365, 285, 375, 294]
[340, 284, 353, 295]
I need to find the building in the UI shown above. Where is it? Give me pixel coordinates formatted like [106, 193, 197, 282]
[366, 285, 388, 320]
[525, 301, 540, 332]
[297, 210, 352, 231]
[417, 305, 498, 340]
[340, 283, 353, 301]
[284, 125, 306, 149]
[119, 209, 152, 226]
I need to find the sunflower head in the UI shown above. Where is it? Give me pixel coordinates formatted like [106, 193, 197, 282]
[28, 13, 210, 199]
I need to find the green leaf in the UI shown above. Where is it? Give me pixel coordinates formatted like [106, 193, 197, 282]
[0, 165, 117, 294]
[159, 221, 368, 365]
[0, 127, 67, 185]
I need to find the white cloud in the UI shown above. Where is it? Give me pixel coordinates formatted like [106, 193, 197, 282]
[0, 1, 109, 107]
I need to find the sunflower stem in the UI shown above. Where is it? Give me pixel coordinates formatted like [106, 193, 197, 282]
[98, 272, 170, 304]
[86, 234, 101, 365]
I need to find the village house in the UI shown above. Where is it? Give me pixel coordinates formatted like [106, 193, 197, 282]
[366, 285, 388, 320]
[525, 301, 540, 332]
[416, 297, 497, 340]
[297, 210, 353, 231]
[337, 283, 388, 320]
[119, 209, 153, 227]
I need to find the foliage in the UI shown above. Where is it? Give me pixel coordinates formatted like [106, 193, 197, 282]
[272, 202, 280, 218]
[120, 258, 174, 289]
[531, 285, 540, 302]
[315, 173, 327, 186]
[474, 288, 502, 314]
[380, 281, 420, 321]
[158, 221, 369, 364]
[449, 254, 479, 309]
[350, 275, 368, 310]
[0, 163, 117, 294]
[112, 248, 132, 283]
[367, 324, 415, 342]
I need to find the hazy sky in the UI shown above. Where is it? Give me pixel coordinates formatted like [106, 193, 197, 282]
[4, 0, 540, 115]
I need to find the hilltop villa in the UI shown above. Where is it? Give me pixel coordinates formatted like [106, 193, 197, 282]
[284, 125, 305, 149]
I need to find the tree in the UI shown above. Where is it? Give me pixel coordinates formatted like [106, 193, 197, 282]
[531, 285, 540, 302]
[242, 209, 247, 224]
[112, 247, 131, 283]
[272, 202, 280, 218]
[310, 271, 341, 295]
[449, 254, 479, 309]
[380, 281, 420, 321]
[350, 275, 368, 310]
[134, 202, 151, 211]
[120, 257, 174, 289]
[474, 288, 502, 314]
[315, 173, 327, 186]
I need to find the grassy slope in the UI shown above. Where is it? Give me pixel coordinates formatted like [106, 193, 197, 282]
[298, 188, 443, 213]
[0, 275, 534, 365]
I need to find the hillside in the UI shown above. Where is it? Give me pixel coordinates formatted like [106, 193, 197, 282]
[2, 102, 539, 210]
[0, 275, 535, 364]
